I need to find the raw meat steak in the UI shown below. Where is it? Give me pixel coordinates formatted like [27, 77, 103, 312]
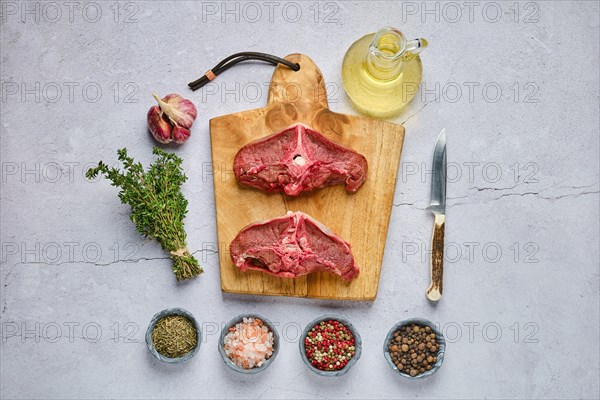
[230, 211, 359, 281]
[233, 123, 368, 196]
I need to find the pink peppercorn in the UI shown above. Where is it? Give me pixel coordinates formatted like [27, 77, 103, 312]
[304, 320, 356, 372]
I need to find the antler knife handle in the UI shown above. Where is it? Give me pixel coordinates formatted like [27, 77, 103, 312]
[426, 213, 445, 302]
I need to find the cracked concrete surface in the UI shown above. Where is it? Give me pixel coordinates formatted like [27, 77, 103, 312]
[1, 1, 599, 399]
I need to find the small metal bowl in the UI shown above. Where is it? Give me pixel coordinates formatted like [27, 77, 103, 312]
[383, 318, 446, 379]
[145, 308, 201, 364]
[299, 315, 362, 377]
[218, 314, 280, 374]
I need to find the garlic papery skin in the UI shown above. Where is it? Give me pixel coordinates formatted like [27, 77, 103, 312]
[172, 127, 191, 144]
[147, 105, 172, 144]
[147, 93, 198, 144]
[152, 93, 197, 129]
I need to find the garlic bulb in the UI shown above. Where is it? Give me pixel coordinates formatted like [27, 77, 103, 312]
[147, 93, 197, 144]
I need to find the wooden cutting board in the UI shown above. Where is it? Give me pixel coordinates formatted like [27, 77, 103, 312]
[209, 54, 405, 301]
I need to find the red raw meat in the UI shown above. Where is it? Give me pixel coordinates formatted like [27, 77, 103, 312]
[233, 123, 368, 196]
[230, 211, 360, 281]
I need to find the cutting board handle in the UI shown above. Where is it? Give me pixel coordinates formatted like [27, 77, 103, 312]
[267, 54, 329, 110]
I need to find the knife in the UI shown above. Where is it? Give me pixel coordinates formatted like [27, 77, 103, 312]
[426, 129, 447, 302]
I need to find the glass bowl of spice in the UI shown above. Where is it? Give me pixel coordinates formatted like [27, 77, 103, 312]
[383, 318, 446, 379]
[218, 314, 279, 374]
[145, 308, 201, 364]
[299, 316, 362, 377]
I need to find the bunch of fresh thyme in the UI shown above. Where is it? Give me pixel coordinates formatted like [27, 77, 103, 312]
[86, 147, 202, 280]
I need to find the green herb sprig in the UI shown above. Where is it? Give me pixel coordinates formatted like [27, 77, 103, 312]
[86, 147, 202, 280]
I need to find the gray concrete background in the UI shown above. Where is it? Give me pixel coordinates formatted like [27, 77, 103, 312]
[1, 1, 599, 399]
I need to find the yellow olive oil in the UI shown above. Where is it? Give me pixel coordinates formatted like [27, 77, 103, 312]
[342, 28, 426, 119]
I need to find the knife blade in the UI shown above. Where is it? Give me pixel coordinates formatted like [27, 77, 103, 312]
[426, 129, 446, 302]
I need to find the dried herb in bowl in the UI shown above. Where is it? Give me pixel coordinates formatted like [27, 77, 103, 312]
[86, 147, 202, 280]
[152, 315, 198, 358]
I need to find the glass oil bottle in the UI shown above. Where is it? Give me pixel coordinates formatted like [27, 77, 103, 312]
[342, 27, 427, 118]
